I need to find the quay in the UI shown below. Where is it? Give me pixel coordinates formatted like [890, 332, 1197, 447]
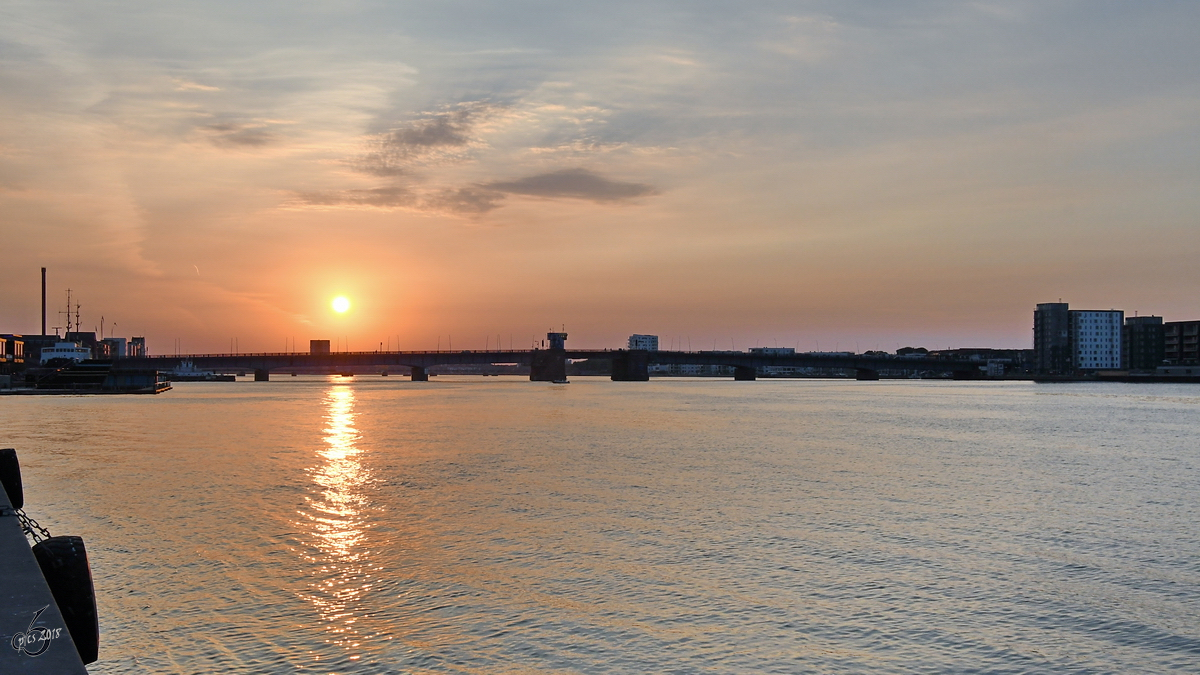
[0, 449, 92, 673]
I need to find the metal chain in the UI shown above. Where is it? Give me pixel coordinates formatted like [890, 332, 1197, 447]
[16, 508, 51, 544]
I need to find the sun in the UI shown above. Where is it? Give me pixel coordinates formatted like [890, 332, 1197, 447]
[331, 296, 351, 313]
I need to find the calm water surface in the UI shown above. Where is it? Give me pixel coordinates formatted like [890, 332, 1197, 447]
[3, 377, 1199, 673]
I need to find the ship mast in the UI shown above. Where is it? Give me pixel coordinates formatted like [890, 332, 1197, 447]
[60, 289, 73, 334]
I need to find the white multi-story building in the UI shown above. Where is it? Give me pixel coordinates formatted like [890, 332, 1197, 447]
[1069, 310, 1123, 371]
[627, 334, 659, 351]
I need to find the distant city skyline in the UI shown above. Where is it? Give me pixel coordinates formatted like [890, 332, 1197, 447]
[3, 2, 1198, 352]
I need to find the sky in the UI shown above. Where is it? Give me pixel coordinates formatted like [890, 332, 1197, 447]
[2, 1, 1198, 353]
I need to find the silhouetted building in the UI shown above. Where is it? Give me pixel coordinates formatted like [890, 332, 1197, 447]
[627, 334, 659, 351]
[1034, 303, 1071, 374]
[310, 339, 331, 355]
[100, 337, 127, 360]
[1164, 320, 1200, 364]
[1123, 316, 1164, 371]
[930, 348, 1034, 374]
[128, 336, 147, 357]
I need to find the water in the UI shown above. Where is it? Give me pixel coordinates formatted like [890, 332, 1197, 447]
[3, 377, 1199, 673]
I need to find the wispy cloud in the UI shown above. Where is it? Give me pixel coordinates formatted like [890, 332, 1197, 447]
[484, 168, 656, 202]
[173, 78, 221, 92]
[296, 167, 655, 215]
[353, 101, 498, 176]
[298, 185, 417, 208]
[203, 122, 278, 147]
[295, 184, 503, 216]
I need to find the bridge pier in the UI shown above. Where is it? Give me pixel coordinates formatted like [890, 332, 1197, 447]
[733, 366, 757, 381]
[855, 368, 879, 381]
[254, 369, 270, 381]
[410, 366, 428, 382]
[530, 350, 567, 382]
[611, 351, 649, 381]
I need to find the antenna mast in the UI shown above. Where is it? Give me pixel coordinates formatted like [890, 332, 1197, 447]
[60, 289, 73, 334]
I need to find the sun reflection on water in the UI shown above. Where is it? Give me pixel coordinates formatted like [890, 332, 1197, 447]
[297, 384, 377, 655]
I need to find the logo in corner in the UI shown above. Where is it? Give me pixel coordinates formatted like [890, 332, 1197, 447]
[10, 606, 63, 657]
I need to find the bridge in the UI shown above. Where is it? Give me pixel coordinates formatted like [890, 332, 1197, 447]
[119, 334, 984, 382]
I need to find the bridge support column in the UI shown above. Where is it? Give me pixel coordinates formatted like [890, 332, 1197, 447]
[530, 350, 567, 382]
[733, 366, 757, 381]
[855, 368, 879, 381]
[410, 366, 428, 382]
[254, 369, 270, 382]
[611, 351, 649, 381]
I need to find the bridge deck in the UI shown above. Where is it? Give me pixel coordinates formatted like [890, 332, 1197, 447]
[119, 349, 980, 375]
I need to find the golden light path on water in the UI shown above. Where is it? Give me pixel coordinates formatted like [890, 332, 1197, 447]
[299, 385, 374, 660]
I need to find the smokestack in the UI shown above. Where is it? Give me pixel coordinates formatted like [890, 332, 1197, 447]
[41, 267, 46, 336]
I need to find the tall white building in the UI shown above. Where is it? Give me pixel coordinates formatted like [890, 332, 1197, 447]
[627, 334, 659, 351]
[1069, 310, 1123, 370]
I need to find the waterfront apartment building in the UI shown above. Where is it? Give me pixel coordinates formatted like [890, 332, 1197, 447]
[0, 334, 24, 375]
[1164, 320, 1200, 364]
[1034, 303, 1123, 373]
[627, 334, 659, 351]
[1069, 310, 1123, 371]
[1123, 316, 1165, 371]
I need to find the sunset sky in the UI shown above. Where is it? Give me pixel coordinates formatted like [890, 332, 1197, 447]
[2, 1, 1198, 353]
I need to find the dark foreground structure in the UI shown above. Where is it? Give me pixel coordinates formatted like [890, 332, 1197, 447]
[1, 361, 170, 395]
[0, 448, 96, 673]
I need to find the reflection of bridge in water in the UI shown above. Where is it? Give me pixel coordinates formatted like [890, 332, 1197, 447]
[124, 333, 983, 382]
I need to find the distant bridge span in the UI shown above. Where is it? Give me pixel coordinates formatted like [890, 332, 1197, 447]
[122, 349, 983, 382]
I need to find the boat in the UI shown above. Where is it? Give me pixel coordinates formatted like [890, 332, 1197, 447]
[39, 342, 91, 364]
[167, 360, 235, 382]
[3, 361, 171, 395]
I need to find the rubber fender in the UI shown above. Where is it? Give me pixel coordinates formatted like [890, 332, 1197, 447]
[0, 448, 21, 510]
[32, 535, 99, 664]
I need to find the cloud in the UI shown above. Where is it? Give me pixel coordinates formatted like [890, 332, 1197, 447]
[484, 168, 657, 202]
[424, 187, 505, 215]
[353, 101, 497, 176]
[172, 78, 220, 92]
[296, 184, 503, 215]
[298, 185, 417, 208]
[296, 167, 656, 216]
[204, 123, 277, 147]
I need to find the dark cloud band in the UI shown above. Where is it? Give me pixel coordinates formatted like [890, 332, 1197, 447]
[484, 168, 657, 202]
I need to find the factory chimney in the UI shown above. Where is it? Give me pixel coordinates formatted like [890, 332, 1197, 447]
[41, 267, 46, 336]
